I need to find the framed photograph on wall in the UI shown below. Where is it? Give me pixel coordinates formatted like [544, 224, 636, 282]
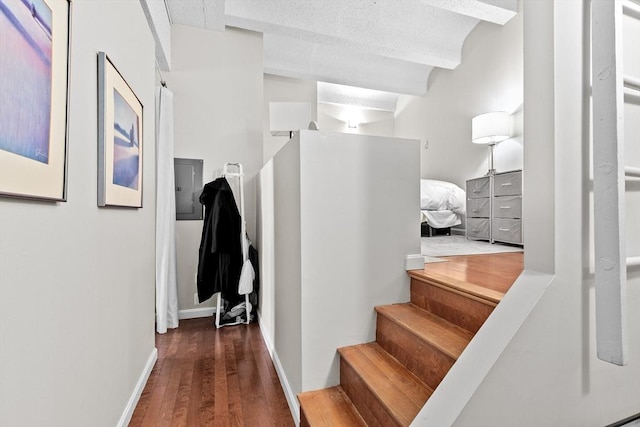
[0, 0, 72, 201]
[97, 51, 143, 208]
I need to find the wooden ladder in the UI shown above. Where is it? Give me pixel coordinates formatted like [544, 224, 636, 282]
[591, 0, 640, 366]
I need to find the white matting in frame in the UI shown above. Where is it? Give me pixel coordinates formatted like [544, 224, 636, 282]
[98, 51, 143, 208]
[0, 0, 72, 201]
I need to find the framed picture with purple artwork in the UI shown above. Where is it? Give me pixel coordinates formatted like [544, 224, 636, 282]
[97, 51, 143, 208]
[0, 0, 72, 201]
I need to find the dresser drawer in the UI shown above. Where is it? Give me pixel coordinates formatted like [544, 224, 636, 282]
[492, 218, 522, 244]
[493, 171, 522, 196]
[492, 195, 522, 219]
[467, 198, 490, 218]
[467, 218, 490, 239]
[467, 177, 490, 199]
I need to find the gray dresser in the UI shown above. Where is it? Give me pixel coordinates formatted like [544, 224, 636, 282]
[466, 170, 523, 245]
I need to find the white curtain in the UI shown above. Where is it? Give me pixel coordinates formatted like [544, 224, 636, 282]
[155, 86, 179, 333]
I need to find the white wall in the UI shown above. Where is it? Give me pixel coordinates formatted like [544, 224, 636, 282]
[166, 25, 264, 312]
[257, 160, 275, 353]
[273, 137, 303, 408]
[413, 2, 640, 425]
[262, 75, 395, 158]
[394, 5, 523, 189]
[258, 130, 420, 422]
[318, 102, 395, 137]
[0, 1, 156, 425]
[299, 130, 419, 390]
[257, 136, 305, 421]
[263, 74, 317, 163]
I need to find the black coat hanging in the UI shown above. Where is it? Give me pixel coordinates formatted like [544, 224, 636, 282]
[196, 176, 243, 306]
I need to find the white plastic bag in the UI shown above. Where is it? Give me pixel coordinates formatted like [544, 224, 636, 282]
[238, 259, 255, 295]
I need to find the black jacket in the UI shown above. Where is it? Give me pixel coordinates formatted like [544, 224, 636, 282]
[197, 177, 242, 305]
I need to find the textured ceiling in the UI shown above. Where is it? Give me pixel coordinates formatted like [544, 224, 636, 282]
[165, 0, 517, 102]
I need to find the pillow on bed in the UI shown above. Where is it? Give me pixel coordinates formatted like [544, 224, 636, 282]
[420, 179, 466, 215]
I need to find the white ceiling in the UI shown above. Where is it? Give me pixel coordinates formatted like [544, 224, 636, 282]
[165, 0, 517, 104]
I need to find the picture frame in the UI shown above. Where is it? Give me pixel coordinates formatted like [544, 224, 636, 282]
[97, 51, 143, 208]
[0, 0, 72, 201]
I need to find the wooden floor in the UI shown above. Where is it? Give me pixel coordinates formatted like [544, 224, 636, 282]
[414, 252, 524, 295]
[131, 253, 523, 427]
[130, 318, 294, 427]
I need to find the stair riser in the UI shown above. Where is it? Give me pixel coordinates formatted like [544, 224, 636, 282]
[300, 410, 310, 427]
[340, 358, 402, 427]
[411, 278, 494, 333]
[376, 315, 456, 390]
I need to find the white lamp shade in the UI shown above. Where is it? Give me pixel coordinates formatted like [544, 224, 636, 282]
[472, 111, 510, 145]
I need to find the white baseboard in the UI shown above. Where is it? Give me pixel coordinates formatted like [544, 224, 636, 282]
[257, 311, 275, 359]
[257, 312, 300, 426]
[178, 306, 216, 320]
[405, 253, 426, 270]
[117, 347, 158, 427]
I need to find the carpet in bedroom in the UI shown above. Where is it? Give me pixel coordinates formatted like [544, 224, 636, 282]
[421, 235, 523, 257]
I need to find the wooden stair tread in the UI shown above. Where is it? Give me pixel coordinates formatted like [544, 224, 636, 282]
[338, 343, 433, 426]
[298, 386, 367, 427]
[408, 269, 504, 305]
[375, 303, 473, 360]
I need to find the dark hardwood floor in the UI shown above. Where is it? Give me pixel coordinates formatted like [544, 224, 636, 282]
[130, 318, 294, 427]
[131, 253, 523, 426]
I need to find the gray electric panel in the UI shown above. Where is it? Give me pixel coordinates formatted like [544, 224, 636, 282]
[174, 158, 203, 220]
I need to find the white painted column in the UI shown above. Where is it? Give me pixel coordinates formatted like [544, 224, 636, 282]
[591, 0, 628, 366]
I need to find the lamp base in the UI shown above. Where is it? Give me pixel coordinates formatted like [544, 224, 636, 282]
[485, 144, 496, 177]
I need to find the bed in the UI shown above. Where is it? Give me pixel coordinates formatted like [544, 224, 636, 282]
[420, 179, 466, 236]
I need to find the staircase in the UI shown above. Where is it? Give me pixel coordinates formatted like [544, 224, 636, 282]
[297, 266, 503, 426]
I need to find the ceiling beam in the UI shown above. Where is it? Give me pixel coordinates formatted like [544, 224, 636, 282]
[264, 33, 433, 96]
[317, 82, 399, 112]
[140, 0, 173, 70]
[424, 0, 517, 25]
[224, 1, 480, 69]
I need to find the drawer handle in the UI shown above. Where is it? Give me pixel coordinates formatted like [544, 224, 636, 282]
[473, 189, 481, 193]
[500, 206, 511, 209]
[499, 228, 510, 232]
[472, 209, 479, 212]
[501, 182, 513, 186]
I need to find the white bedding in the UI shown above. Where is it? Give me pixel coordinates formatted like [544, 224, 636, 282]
[420, 179, 466, 229]
[421, 210, 462, 228]
[420, 179, 466, 215]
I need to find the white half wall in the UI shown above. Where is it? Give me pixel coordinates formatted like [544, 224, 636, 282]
[394, 3, 523, 188]
[0, 1, 157, 425]
[166, 25, 264, 312]
[257, 160, 276, 362]
[299, 130, 420, 390]
[273, 136, 303, 400]
[258, 131, 420, 421]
